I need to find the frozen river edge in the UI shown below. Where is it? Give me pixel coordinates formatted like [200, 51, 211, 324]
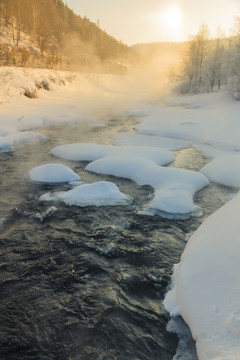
[1, 67, 240, 359]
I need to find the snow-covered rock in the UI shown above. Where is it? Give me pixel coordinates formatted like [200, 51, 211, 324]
[40, 181, 132, 206]
[29, 163, 80, 183]
[51, 142, 208, 216]
[50, 143, 174, 165]
[86, 156, 209, 216]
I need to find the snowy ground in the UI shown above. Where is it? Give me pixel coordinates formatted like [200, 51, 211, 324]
[1, 66, 240, 360]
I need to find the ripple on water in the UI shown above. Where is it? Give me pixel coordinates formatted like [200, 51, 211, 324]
[0, 118, 234, 359]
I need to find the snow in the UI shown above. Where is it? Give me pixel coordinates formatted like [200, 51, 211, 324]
[40, 181, 132, 207]
[2, 66, 240, 359]
[126, 92, 240, 158]
[50, 143, 174, 165]
[86, 156, 209, 216]
[51, 142, 208, 216]
[29, 164, 80, 184]
[200, 154, 240, 188]
[0, 67, 131, 152]
[164, 192, 240, 360]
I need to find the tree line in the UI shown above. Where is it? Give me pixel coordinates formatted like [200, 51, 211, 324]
[175, 20, 240, 98]
[0, 0, 133, 71]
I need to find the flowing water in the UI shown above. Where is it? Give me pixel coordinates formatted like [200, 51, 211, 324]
[0, 115, 232, 360]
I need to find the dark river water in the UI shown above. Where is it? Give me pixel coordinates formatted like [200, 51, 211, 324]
[0, 115, 232, 360]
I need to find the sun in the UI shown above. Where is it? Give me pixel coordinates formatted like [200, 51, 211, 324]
[158, 5, 183, 40]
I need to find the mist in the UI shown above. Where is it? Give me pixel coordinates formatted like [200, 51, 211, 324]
[61, 33, 183, 121]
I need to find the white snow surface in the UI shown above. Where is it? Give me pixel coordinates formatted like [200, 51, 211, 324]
[29, 164, 80, 183]
[121, 92, 240, 158]
[164, 191, 240, 360]
[50, 143, 174, 165]
[86, 156, 209, 215]
[51, 142, 209, 216]
[40, 181, 132, 206]
[0, 67, 132, 152]
[2, 67, 240, 159]
[2, 67, 240, 359]
[201, 154, 240, 188]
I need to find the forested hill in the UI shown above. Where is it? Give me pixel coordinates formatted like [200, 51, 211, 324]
[0, 0, 135, 72]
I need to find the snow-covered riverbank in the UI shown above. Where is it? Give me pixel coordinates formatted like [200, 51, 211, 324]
[1, 66, 240, 360]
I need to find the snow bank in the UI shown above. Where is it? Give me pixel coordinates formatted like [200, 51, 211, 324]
[201, 153, 240, 188]
[164, 192, 240, 359]
[40, 181, 132, 206]
[0, 67, 133, 154]
[0, 67, 77, 100]
[128, 92, 240, 157]
[29, 164, 80, 183]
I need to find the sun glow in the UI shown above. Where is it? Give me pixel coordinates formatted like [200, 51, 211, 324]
[158, 5, 183, 41]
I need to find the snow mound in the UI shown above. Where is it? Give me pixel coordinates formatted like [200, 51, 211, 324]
[201, 153, 240, 188]
[50, 143, 174, 165]
[51, 142, 208, 216]
[86, 156, 209, 216]
[146, 185, 199, 216]
[164, 191, 240, 359]
[29, 164, 80, 183]
[40, 181, 132, 206]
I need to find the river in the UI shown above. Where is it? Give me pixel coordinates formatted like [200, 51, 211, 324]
[0, 114, 231, 360]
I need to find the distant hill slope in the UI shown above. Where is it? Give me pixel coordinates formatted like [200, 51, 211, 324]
[0, 0, 135, 72]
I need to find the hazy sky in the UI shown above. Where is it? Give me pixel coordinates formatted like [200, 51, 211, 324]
[65, 0, 239, 45]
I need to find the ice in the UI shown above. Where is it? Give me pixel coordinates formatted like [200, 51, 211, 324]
[40, 181, 133, 207]
[164, 191, 240, 359]
[166, 317, 198, 360]
[201, 153, 240, 188]
[29, 164, 80, 183]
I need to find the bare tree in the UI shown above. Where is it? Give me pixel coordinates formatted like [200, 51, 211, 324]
[229, 16, 240, 98]
[206, 29, 226, 91]
[179, 23, 210, 93]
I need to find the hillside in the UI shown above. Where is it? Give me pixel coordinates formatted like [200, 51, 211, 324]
[0, 0, 135, 72]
